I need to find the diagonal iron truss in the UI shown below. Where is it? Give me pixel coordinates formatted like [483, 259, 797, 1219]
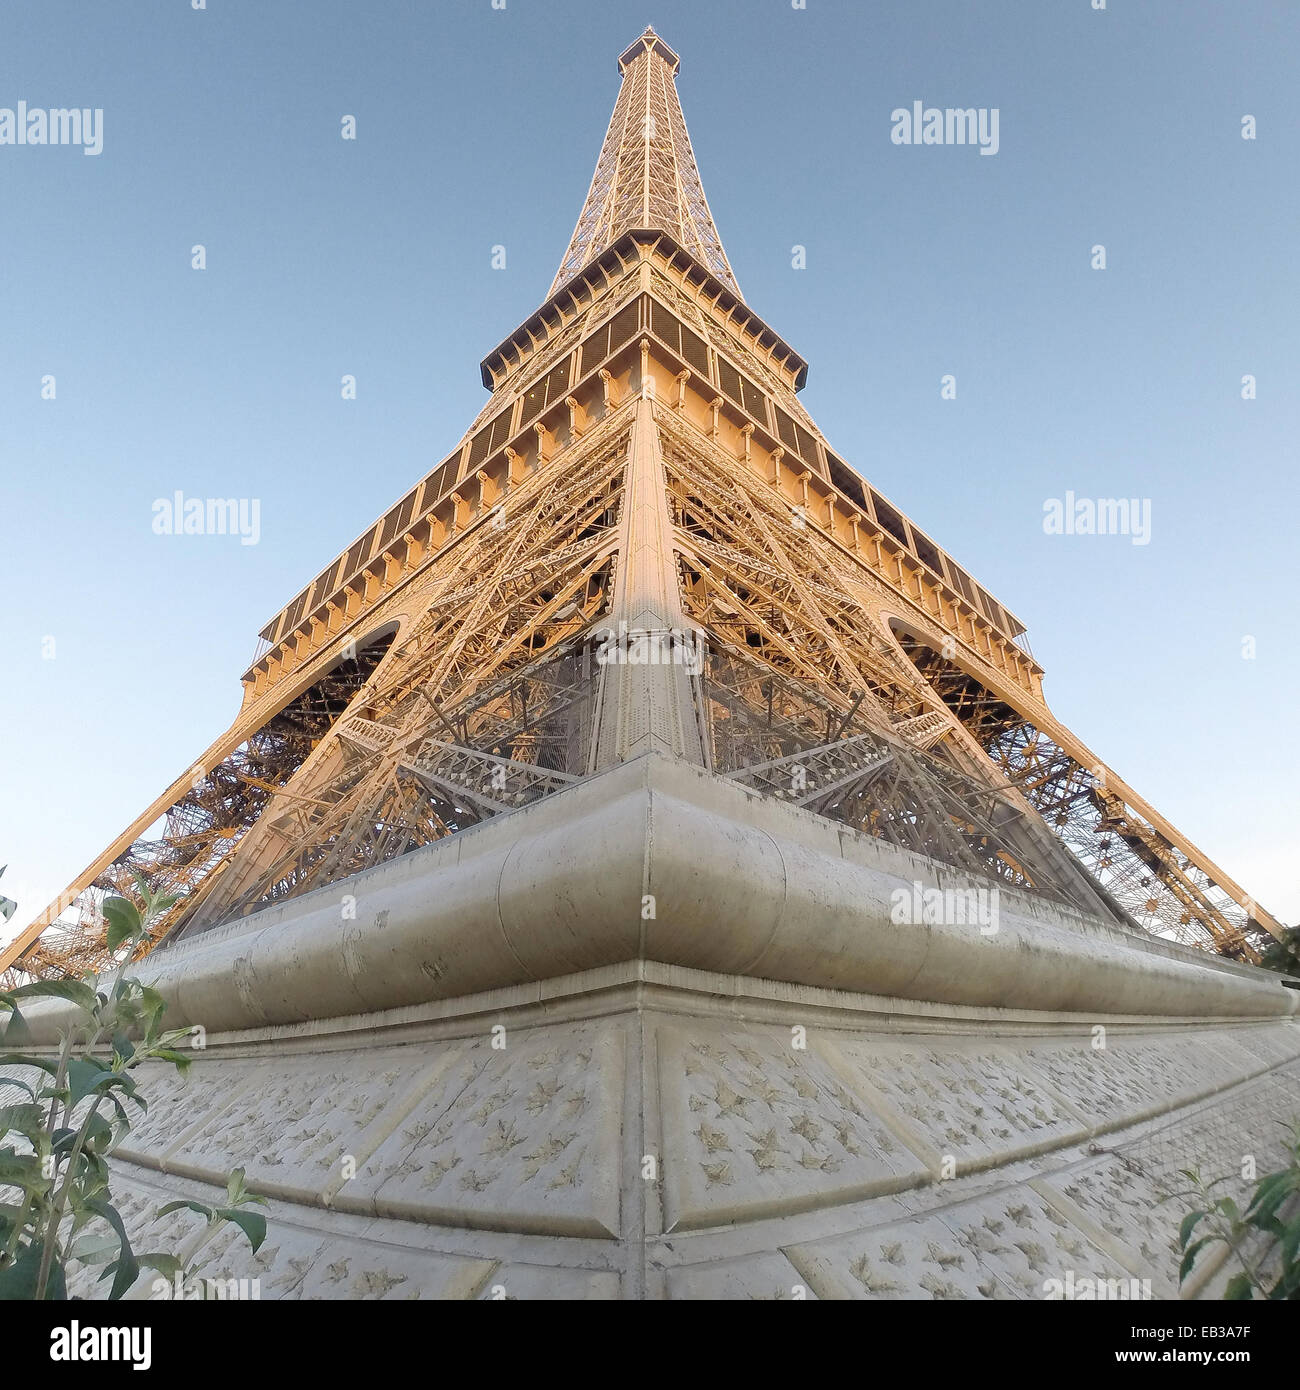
[165, 427, 631, 934]
[896, 633, 1270, 957]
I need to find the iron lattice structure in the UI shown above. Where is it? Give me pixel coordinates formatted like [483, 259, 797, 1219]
[551, 30, 739, 299]
[2, 27, 1284, 988]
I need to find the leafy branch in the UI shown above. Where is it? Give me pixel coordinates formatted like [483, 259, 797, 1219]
[1166, 1121, 1300, 1300]
[0, 879, 267, 1299]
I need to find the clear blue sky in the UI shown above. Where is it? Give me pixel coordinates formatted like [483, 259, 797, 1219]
[1, 0, 1296, 941]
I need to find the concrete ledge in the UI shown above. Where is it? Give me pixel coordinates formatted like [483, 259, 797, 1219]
[23, 754, 1296, 1041]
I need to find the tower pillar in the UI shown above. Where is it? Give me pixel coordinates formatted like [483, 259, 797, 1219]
[591, 396, 706, 769]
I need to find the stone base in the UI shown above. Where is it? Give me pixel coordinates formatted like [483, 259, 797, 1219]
[69, 963, 1300, 1301]
[21, 755, 1296, 1300]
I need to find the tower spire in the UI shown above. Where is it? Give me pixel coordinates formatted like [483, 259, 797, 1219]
[549, 27, 741, 299]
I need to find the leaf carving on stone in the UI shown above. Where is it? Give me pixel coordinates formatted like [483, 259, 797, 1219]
[353, 1269, 408, 1298]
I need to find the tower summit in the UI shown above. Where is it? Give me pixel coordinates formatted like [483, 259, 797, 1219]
[550, 26, 740, 297]
[12, 28, 1299, 1307]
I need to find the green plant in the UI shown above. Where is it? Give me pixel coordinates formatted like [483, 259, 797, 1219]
[1258, 925, 1300, 978]
[0, 865, 16, 926]
[1168, 1120, 1300, 1300]
[0, 880, 266, 1300]
[155, 1168, 269, 1300]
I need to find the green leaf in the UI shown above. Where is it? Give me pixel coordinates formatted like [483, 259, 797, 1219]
[1223, 1272, 1255, 1300]
[130, 874, 175, 923]
[103, 897, 141, 953]
[135, 1252, 182, 1279]
[0, 868, 15, 927]
[1250, 1213, 1286, 1241]
[80, 1153, 109, 1199]
[65, 1059, 138, 1109]
[81, 1111, 115, 1153]
[1179, 1235, 1214, 1283]
[1177, 1209, 1206, 1249]
[132, 870, 177, 917]
[0, 1244, 42, 1299]
[64, 1058, 104, 1108]
[68, 1231, 123, 1266]
[0, 1007, 30, 1047]
[0, 1054, 60, 1078]
[102, 1093, 131, 1131]
[1270, 1258, 1300, 1300]
[0, 1241, 66, 1300]
[148, 1049, 191, 1075]
[0, 1149, 49, 1196]
[8, 979, 98, 1013]
[0, 1103, 46, 1147]
[1213, 1196, 1242, 1224]
[139, 987, 167, 1043]
[157, 1198, 215, 1221]
[214, 1206, 266, 1254]
[52, 1126, 80, 1153]
[85, 1197, 139, 1301]
[1279, 1213, 1300, 1272]
[1246, 1169, 1298, 1225]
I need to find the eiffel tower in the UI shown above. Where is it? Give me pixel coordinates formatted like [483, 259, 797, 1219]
[3, 28, 1282, 987]
[12, 26, 1299, 1306]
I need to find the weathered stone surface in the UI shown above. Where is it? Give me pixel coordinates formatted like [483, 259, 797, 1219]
[656, 1023, 927, 1230]
[824, 1037, 1087, 1173]
[356, 1021, 624, 1238]
[79, 992, 1299, 1300]
[786, 1187, 1136, 1301]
